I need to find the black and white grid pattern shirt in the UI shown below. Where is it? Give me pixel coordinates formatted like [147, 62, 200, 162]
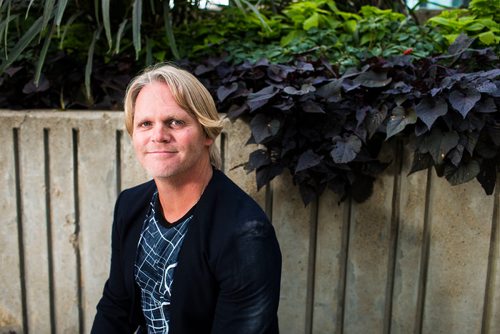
[134, 192, 193, 334]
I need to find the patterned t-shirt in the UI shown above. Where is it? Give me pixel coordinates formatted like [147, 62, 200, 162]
[134, 191, 192, 333]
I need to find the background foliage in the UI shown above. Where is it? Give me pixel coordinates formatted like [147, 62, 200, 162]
[1, 0, 499, 203]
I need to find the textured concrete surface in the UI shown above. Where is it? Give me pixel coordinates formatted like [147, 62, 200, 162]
[0, 110, 499, 334]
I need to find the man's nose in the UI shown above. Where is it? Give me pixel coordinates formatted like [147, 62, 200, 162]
[152, 124, 171, 143]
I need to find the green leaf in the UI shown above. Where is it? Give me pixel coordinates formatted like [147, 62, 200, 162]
[303, 12, 319, 31]
[241, 0, 271, 32]
[477, 31, 495, 45]
[55, 0, 69, 27]
[386, 106, 417, 139]
[59, 11, 81, 49]
[133, 0, 142, 60]
[34, 25, 55, 87]
[41, 0, 56, 37]
[85, 28, 101, 102]
[444, 160, 480, 185]
[114, 19, 128, 54]
[102, 0, 112, 50]
[0, 16, 43, 74]
[163, 0, 179, 60]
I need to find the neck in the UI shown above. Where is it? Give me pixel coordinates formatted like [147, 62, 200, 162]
[154, 158, 213, 223]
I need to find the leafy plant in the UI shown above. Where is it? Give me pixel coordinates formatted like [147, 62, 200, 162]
[427, 0, 500, 48]
[186, 35, 499, 204]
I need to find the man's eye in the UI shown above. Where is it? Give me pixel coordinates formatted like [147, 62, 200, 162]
[170, 119, 185, 127]
[139, 121, 152, 127]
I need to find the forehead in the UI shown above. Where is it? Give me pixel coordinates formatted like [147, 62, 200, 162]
[134, 81, 193, 117]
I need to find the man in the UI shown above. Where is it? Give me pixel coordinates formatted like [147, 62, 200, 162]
[91, 64, 282, 334]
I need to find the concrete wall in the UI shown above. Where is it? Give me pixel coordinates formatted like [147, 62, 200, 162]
[0, 110, 499, 334]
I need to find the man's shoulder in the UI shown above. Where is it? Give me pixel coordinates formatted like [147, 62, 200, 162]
[208, 170, 268, 222]
[115, 180, 156, 218]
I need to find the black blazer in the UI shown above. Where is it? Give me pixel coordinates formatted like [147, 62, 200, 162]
[91, 169, 282, 333]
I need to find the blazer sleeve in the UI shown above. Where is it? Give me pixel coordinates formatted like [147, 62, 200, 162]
[211, 218, 282, 334]
[91, 192, 138, 334]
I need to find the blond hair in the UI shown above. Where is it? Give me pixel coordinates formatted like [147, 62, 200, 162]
[124, 64, 224, 168]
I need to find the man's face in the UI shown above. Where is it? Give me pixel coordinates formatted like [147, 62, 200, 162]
[132, 81, 213, 180]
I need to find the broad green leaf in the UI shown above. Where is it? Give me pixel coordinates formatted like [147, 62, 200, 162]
[102, 0, 112, 50]
[115, 19, 128, 54]
[0, 16, 43, 73]
[343, 20, 357, 34]
[303, 12, 319, 31]
[85, 28, 101, 102]
[465, 22, 485, 32]
[133, 0, 142, 60]
[162, 1, 179, 60]
[34, 25, 55, 87]
[478, 31, 495, 45]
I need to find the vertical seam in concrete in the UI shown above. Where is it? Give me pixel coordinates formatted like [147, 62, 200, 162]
[414, 168, 433, 334]
[116, 130, 122, 195]
[305, 199, 319, 334]
[72, 128, 84, 334]
[481, 177, 499, 334]
[337, 198, 352, 334]
[384, 140, 404, 334]
[44, 128, 56, 334]
[14, 128, 29, 334]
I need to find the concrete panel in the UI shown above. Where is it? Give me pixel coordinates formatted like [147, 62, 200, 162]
[47, 125, 79, 333]
[19, 117, 51, 332]
[222, 118, 266, 210]
[0, 115, 23, 333]
[423, 174, 494, 333]
[390, 148, 427, 333]
[312, 192, 348, 333]
[485, 184, 500, 334]
[273, 173, 312, 334]
[77, 115, 118, 333]
[344, 155, 395, 333]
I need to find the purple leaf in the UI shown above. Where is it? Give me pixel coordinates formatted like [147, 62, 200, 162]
[449, 88, 481, 118]
[330, 135, 362, 163]
[416, 97, 448, 129]
[386, 106, 417, 139]
[247, 86, 279, 111]
[217, 82, 238, 102]
[353, 71, 392, 88]
[250, 114, 281, 143]
[302, 101, 325, 113]
[295, 149, 323, 173]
